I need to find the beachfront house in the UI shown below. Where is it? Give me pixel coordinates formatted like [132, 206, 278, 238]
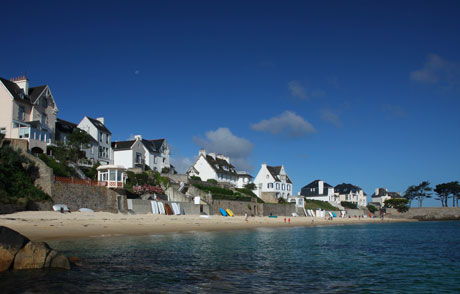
[253, 163, 293, 203]
[112, 135, 146, 170]
[140, 137, 173, 173]
[370, 188, 403, 207]
[187, 149, 250, 187]
[77, 116, 113, 165]
[300, 180, 338, 204]
[55, 118, 77, 145]
[334, 183, 367, 208]
[0, 75, 58, 154]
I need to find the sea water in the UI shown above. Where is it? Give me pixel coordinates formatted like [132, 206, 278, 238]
[1, 221, 459, 293]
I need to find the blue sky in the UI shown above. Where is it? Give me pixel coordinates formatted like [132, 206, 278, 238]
[2, 1, 460, 206]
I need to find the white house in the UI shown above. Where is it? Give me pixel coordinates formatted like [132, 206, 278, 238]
[0, 76, 58, 154]
[371, 188, 402, 207]
[253, 163, 293, 202]
[77, 116, 112, 165]
[140, 137, 172, 173]
[334, 183, 367, 208]
[187, 149, 250, 187]
[112, 135, 146, 169]
[300, 180, 337, 203]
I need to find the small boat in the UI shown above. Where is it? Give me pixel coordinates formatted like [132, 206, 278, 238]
[165, 203, 174, 215]
[331, 212, 337, 218]
[268, 215, 278, 218]
[78, 208, 94, 212]
[53, 204, 69, 212]
[157, 202, 166, 214]
[219, 208, 228, 216]
[226, 209, 234, 217]
[151, 201, 159, 214]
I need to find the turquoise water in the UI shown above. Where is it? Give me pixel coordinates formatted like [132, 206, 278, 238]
[1, 221, 459, 293]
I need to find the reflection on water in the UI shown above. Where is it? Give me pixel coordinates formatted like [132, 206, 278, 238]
[0, 222, 459, 293]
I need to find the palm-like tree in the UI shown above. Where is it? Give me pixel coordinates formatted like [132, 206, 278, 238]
[415, 181, 432, 208]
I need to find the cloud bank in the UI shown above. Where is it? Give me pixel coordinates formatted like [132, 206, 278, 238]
[320, 109, 342, 128]
[193, 128, 254, 171]
[251, 111, 316, 138]
[411, 54, 460, 92]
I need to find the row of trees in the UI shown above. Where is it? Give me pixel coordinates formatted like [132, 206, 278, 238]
[404, 181, 460, 207]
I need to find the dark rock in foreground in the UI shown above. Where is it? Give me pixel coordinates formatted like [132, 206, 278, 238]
[0, 226, 70, 271]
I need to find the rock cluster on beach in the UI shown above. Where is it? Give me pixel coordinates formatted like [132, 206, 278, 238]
[0, 226, 70, 271]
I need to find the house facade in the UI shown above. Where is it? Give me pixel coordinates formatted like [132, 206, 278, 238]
[77, 116, 112, 165]
[0, 76, 58, 153]
[370, 188, 402, 207]
[334, 183, 367, 207]
[187, 149, 250, 187]
[112, 135, 146, 170]
[253, 163, 293, 202]
[140, 137, 172, 173]
[300, 180, 337, 203]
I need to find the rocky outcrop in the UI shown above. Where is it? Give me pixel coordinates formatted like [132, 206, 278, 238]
[0, 226, 70, 271]
[0, 226, 30, 271]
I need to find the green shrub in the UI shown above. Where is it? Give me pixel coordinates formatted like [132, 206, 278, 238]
[341, 201, 358, 209]
[384, 198, 409, 212]
[39, 154, 74, 177]
[192, 183, 254, 202]
[206, 179, 218, 184]
[190, 176, 201, 181]
[0, 146, 51, 204]
[244, 183, 256, 190]
[367, 204, 378, 213]
[304, 199, 340, 210]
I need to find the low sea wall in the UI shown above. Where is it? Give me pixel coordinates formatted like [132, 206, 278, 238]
[386, 207, 460, 220]
[126, 199, 296, 217]
[53, 182, 127, 213]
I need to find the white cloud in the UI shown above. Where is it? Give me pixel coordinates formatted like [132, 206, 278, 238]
[288, 80, 326, 100]
[251, 111, 316, 138]
[171, 156, 194, 174]
[320, 109, 342, 128]
[193, 128, 254, 171]
[411, 54, 460, 92]
[288, 80, 307, 99]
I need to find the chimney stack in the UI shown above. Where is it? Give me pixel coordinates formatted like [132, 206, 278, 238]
[96, 117, 105, 125]
[318, 180, 324, 195]
[199, 149, 206, 157]
[11, 75, 29, 96]
[134, 135, 142, 141]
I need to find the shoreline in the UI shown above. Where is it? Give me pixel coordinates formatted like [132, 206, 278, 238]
[0, 211, 417, 241]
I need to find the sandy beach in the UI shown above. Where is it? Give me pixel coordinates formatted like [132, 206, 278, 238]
[0, 211, 416, 241]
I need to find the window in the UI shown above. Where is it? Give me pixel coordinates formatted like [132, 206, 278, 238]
[42, 98, 47, 108]
[18, 106, 25, 121]
[288, 185, 291, 191]
[109, 170, 116, 181]
[136, 152, 142, 163]
[106, 134, 109, 144]
[41, 114, 47, 126]
[266, 175, 269, 179]
[99, 132, 103, 142]
[276, 183, 280, 190]
[282, 184, 285, 190]
[0, 128, 6, 135]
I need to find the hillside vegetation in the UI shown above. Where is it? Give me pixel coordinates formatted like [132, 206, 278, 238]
[304, 199, 339, 211]
[0, 146, 51, 205]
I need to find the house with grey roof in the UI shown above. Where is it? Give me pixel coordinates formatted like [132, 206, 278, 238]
[187, 149, 251, 187]
[370, 188, 402, 207]
[335, 183, 367, 207]
[300, 180, 337, 203]
[0, 75, 58, 154]
[77, 116, 112, 165]
[111, 135, 173, 172]
[253, 163, 293, 202]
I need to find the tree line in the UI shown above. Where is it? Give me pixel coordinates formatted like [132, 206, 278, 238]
[404, 181, 460, 207]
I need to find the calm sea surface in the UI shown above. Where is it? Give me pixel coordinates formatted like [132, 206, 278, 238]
[1, 221, 459, 293]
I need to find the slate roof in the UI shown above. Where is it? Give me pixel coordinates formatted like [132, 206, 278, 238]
[142, 139, 165, 153]
[334, 183, 362, 194]
[56, 118, 77, 133]
[0, 78, 49, 105]
[112, 140, 135, 150]
[0, 78, 31, 103]
[266, 165, 293, 184]
[28, 85, 47, 104]
[87, 116, 111, 134]
[302, 180, 333, 189]
[204, 155, 238, 176]
[300, 180, 333, 197]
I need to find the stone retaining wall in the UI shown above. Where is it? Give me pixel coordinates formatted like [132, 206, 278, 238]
[386, 207, 460, 220]
[53, 182, 127, 213]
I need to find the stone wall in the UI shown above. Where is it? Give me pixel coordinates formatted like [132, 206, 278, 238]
[53, 182, 127, 213]
[163, 174, 188, 183]
[127, 200, 210, 215]
[259, 192, 277, 203]
[211, 200, 261, 216]
[386, 207, 460, 220]
[262, 203, 297, 217]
